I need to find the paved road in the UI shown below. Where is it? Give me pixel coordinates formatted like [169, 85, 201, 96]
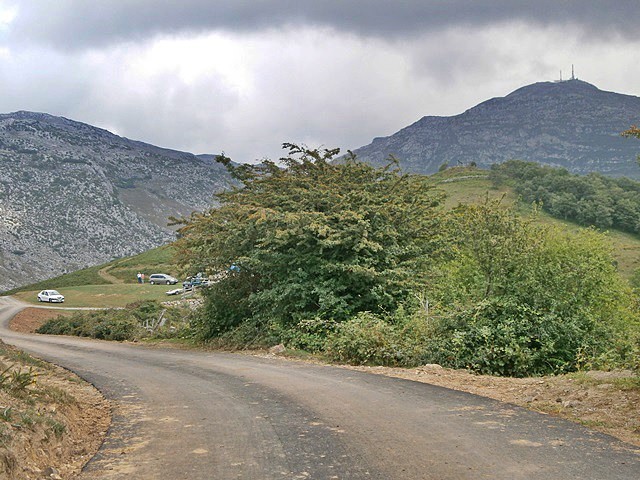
[1, 296, 639, 479]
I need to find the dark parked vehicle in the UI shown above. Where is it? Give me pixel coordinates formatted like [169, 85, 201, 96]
[148, 274, 178, 285]
[183, 274, 210, 289]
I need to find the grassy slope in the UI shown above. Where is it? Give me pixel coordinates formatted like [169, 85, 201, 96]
[13, 283, 178, 308]
[2, 246, 183, 307]
[430, 167, 640, 281]
[102, 245, 179, 284]
[2, 246, 178, 295]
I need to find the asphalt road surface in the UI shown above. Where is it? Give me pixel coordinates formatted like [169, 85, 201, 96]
[1, 296, 639, 479]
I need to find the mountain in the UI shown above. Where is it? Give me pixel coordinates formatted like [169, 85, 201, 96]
[0, 111, 232, 291]
[351, 79, 640, 177]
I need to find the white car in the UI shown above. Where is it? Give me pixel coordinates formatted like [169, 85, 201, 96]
[37, 290, 65, 303]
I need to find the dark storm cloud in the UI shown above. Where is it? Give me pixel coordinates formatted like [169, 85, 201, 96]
[6, 0, 640, 49]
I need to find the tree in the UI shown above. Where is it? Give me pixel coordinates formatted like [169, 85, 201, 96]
[622, 125, 640, 167]
[621, 125, 640, 139]
[174, 144, 445, 340]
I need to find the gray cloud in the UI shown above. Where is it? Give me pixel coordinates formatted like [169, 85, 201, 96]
[5, 1, 640, 50]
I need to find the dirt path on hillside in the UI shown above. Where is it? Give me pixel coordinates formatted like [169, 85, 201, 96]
[97, 267, 123, 284]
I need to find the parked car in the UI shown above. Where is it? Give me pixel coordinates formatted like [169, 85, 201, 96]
[148, 274, 178, 285]
[182, 274, 210, 289]
[37, 290, 65, 303]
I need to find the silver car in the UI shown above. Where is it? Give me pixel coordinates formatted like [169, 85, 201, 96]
[148, 274, 178, 285]
[37, 290, 65, 303]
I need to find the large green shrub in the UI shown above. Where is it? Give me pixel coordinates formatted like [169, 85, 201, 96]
[426, 299, 610, 376]
[174, 144, 444, 341]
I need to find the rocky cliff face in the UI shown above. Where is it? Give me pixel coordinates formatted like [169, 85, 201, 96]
[352, 80, 640, 177]
[0, 111, 232, 291]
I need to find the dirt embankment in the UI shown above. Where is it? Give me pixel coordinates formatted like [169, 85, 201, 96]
[1, 310, 110, 479]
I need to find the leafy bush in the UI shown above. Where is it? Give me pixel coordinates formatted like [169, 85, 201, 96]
[90, 315, 141, 341]
[275, 317, 337, 353]
[190, 274, 255, 340]
[324, 309, 436, 367]
[425, 299, 611, 376]
[36, 300, 188, 341]
[326, 312, 400, 365]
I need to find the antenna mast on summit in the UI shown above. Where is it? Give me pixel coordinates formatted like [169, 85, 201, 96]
[571, 64, 575, 80]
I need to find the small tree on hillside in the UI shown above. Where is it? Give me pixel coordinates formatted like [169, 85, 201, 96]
[622, 125, 640, 167]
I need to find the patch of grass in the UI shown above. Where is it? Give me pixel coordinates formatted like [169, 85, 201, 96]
[9, 368, 36, 394]
[45, 418, 66, 439]
[0, 350, 47, 369]
[37, 385, 75, 405]
[13, 283, 178, 308]
[112, 246, 175, 268]
[432, 170, 515, 209]
[577, 419, 609, 428]
[18, 411, 35, 428]
[569, 372, 640, 391]
[0, 408, 12, 422]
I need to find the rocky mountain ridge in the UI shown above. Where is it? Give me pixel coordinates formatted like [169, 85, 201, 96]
[0, 111, 231, 291]
[351, 79, 640, 177]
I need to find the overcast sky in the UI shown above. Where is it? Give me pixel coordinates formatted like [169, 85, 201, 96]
[1, 1, 639, 163]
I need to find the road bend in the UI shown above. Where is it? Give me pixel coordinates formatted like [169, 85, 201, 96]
[0, 296, 638, 479]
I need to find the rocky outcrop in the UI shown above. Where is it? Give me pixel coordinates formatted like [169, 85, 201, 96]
[0, 111, 232, 291]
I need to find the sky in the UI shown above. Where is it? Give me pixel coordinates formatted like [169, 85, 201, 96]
[0, 1, 639, 164]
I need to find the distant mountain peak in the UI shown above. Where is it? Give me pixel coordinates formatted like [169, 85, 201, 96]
[352, 79, 640, 178]
[507, 79, 599, 96]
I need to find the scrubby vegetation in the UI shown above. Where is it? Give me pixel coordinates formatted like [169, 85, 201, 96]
[36, 300, 190, 341]
[171, 145, 640, 376]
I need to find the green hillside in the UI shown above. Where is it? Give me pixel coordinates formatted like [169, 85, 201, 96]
[7, 153, 640, 379]
[430, 166, 640, 281]
[2, 246, 179, 295]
